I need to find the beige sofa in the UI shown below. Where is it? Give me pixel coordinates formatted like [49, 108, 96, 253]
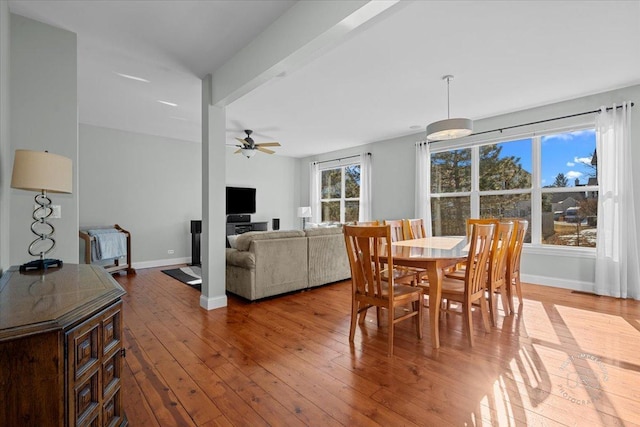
[225, 227, 350, 301]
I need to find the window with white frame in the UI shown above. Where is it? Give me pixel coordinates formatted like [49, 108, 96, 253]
[320, 163, 361, 223]
[430, 127, 598, 248]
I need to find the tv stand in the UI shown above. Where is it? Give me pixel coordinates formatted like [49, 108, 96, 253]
[226, 221, 268, 236]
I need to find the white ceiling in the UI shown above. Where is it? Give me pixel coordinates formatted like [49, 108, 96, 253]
[8, 1, 640, 158]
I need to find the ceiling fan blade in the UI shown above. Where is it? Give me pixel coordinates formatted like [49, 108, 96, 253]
[257, 146, 275, 154]
[233, 148, 242, 154]
[255, 142, 281, 147]
[235, 137, 250, 146]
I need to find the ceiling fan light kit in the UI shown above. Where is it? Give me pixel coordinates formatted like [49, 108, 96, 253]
[426, 75, 473, 141]
[233, 129, 281, 158]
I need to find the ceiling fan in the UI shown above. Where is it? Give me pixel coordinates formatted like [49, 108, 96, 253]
[233, 129, 281, 158]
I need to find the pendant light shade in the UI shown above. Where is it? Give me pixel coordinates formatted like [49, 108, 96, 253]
[427, 75, 473, 141]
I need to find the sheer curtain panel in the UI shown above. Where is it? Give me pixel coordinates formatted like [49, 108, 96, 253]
[415, 142, 433, 236]
[594, 102, 640, 299]
[309, 161, 320, 223]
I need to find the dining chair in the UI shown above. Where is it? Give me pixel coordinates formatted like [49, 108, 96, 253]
[343, 225, 423, 356]
[421, 222, 495, 347]
[384, 219, 428, 284]
[506, 219, 528, 314]
[404, 218, 426, 240]
[446, 218, 499, 275]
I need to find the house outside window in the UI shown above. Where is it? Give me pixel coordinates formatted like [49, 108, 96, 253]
[430, 128, 598, 248]
[320, 164, 360, 223]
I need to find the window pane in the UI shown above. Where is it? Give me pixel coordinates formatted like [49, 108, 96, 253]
[321, 169, 341, 199]
[431, 196, 470, 236]
[479, 140, 532, 191]
[542, 191, 597, 247]
[431, 149, 471, 193]
[321, 201, 340, 222]
[541, 130, 597, 188]
[345, 200, 359, 222]
[480, 194, 532, 243]
[344, 165, 360, 198]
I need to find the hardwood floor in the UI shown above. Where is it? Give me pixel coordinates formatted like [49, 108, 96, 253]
[115, 267, 640, 426]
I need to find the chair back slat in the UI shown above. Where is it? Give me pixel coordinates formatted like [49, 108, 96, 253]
[489, 222, 514, 287]
[465, 223, 495, 297]
[383, 220, 405, 243]
[405, 218, 426, 240]
[507, 220, 528, 279]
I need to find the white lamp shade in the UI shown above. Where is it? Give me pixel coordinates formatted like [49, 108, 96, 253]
[241, 148, 257, 158]
[297, 206, 312, 218]
[426, 118, 473, 141]
[11, 149, 72, 193]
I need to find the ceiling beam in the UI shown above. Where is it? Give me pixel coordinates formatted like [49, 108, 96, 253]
[210, 0, 401, 107]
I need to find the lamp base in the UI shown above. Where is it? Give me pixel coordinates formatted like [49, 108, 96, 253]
[19, 258, 63, 273]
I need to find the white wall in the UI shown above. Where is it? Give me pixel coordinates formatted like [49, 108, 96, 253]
[9, 14, 78, 265]
[0, 1, 10, 272]
[79, 124, 202, 267]
[298, 84, 640, 293]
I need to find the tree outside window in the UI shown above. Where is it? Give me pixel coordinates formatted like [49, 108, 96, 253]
[320, 164, 360, 223]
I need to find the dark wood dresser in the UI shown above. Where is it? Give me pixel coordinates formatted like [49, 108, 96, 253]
[0, 264, 127, 427]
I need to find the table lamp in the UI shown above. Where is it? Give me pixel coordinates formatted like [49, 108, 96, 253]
[297, 206, 312, 230]
[11, 149, 72, 272]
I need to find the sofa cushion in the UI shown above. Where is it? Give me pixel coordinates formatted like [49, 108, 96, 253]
[235, 230, 305, 251]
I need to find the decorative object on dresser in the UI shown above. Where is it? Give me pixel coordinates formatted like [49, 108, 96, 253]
[10, 149, 73, 272]
[0, 264, 128, 426]
[79, 224, 135, 275]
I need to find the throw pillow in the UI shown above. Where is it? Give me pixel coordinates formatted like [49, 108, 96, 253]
[227, 235, 239, 249]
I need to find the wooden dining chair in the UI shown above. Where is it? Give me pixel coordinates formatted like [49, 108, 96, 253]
[343, 225, 423, 356]
[506, 220, 528, 314]
[422, 223, 495, 346]
[404, 218, 426, 240]
[384, 219, 427, 284]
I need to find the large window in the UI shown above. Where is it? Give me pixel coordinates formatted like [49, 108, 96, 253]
[430, 128, 598, 248]
[320, 164, 360, 222]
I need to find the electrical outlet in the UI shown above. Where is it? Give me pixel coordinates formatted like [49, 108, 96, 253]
[168, 249, 175, 254]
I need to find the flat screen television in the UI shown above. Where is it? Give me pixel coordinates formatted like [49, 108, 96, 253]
[226, 186, 256, 214]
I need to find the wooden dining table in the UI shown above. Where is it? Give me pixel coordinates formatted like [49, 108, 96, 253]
[382, 236, 469, 349]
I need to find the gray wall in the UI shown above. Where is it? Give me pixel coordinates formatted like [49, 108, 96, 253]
[0, 1, 10, 273]
[9, 14, 78, 266]
[298, 84, 640, 292]
[79, 124, 202, 267]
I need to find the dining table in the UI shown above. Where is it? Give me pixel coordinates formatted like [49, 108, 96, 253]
[382, 236, 469, 349]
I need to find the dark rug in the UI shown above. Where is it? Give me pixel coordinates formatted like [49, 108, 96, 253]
[162, 266, 201, 290]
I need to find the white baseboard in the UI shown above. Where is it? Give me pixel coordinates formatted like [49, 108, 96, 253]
[132, 257, 191, 270]
[521, 273, 595, 293]
[200, 294, 227, 310]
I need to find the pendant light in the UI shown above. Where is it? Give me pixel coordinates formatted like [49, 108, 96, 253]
[426, 75, 473, 141]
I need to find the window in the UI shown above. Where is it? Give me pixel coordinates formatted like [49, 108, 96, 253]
[320, 164, 360, 222]
[429, 128, 598, 248]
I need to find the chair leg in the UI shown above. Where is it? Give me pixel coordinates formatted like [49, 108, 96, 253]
[515, 273, 523, 306]
[479, 295, 491, 333]
[388, 304, 395, 356]
[498, 285, 510, 318]
[349, 299, 358, 342]
[464, 301, 474, 347]
[507, 278, 516, 314]
[416, 298, 423, 339]
[488, 288, 497, 327]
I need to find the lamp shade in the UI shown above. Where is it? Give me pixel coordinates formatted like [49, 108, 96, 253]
[241, 148, 256, 158]
[426, 118, 473, 141]
[11, 149, 72, 193]
[297, 206, 312, 218]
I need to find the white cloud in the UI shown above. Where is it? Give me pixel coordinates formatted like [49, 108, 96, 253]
[566, 161, 575, 167]
[565, 171, 583, 180]
[541, 129, 595, 142]
[574, 156, 592, 164]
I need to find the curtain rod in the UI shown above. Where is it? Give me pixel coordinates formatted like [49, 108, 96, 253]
[431, 102, 635, 141]
[313, 152, 370, 165]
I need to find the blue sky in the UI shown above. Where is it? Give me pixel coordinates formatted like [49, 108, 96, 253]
[497, 130, 596, 187]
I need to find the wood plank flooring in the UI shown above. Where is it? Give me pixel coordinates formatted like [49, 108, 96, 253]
[115, 267, 640, 426]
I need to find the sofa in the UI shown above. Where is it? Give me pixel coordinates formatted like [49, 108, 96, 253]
[225, 227, 350, 301]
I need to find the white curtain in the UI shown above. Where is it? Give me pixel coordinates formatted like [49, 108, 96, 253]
[309, 161, 320, 223]
[415, 142, 432, 236]
[359, 153, 372, 222]
[594, 102, 640, 299]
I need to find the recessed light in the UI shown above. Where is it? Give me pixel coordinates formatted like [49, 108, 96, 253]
[157, 100, 178, 107]
[409, 125, 423, 130]
[115, 72, 150, 83]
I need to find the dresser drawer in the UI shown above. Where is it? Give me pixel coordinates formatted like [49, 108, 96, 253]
[102, 350, 121, 396]
[74, 369, 100, 426]
[69, 322, 100, 380]
[101, 304, 122, 356]
[103, 388, 123, 427]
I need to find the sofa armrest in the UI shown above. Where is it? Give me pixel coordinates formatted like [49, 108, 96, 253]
[226, 248, 255, 269]
[251, 237, 308, 299]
